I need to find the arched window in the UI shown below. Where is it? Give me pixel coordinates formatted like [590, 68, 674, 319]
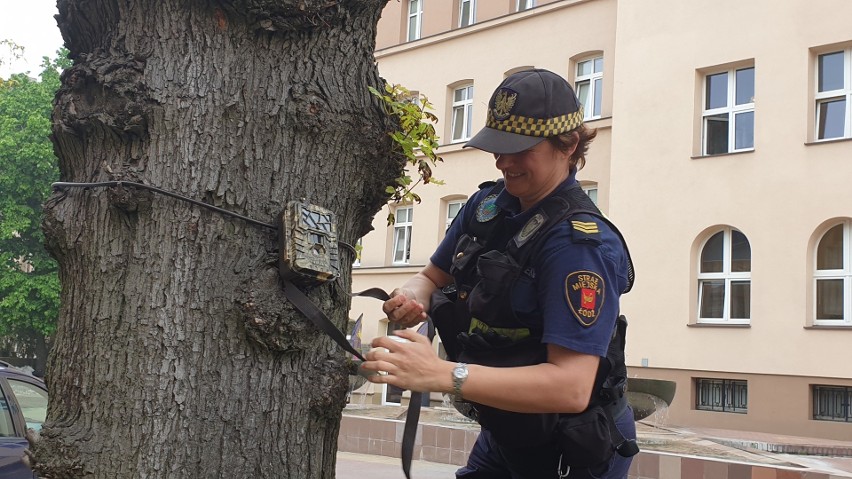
[814, 221, 852, 324]
[697, 228, 751, 323]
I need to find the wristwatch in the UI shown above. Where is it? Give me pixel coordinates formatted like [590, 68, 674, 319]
[452, 362, 469, 399]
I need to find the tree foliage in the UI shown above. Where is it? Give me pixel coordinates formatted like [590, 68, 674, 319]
[369, 83, 444, 224]
[0, 51, 69, 356]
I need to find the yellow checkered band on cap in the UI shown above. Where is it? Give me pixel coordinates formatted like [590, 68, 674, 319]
[486, 108, 584, 137]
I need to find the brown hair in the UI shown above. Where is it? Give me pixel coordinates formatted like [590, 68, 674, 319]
[547, 124, 597, 171]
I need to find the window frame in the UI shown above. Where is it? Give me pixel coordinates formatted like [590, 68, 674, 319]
[581, 183, 598, 205]
[451, 84, 474, 143]
[459, 0, 476, 27]
[407, 0, 423, 42]
[392, 206, 413, 265]
[575, 56, 604, 121]
[813, 220, 852, 325]
[516, 0, 535, 12]
[696, 378, 748, 414]
[446, 200, 466, 231]
[815, 48, 852, 141]
[702, 66, 755, 155]
[697, 228, 752, 324]
[812, 385, 852, 422]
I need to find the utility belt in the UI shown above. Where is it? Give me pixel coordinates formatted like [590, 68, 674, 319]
[451, 337, 637, 471]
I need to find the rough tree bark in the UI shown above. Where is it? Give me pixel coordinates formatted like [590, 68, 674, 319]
[35, 0, 400, 477]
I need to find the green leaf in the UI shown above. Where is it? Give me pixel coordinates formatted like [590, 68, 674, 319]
[371, 82, 445, 208]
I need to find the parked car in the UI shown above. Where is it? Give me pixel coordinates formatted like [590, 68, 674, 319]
[0, 365, 47, 478]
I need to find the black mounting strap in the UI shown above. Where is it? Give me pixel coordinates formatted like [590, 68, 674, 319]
[351, 287, 421, 479]
[282, 279, 365, 361]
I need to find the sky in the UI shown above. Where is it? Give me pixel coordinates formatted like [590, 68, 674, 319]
[0, 1, 64, 78]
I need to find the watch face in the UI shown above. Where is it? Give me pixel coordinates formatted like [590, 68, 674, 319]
[454, 365, 468, 379]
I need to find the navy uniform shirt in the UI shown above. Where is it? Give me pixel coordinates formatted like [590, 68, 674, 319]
[431, 175, 629, 358]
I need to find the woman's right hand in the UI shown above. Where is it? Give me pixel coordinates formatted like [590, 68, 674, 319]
[382, 288, 427, 328]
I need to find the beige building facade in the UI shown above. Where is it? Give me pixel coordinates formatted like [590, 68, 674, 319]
[350, 0, 852, 441]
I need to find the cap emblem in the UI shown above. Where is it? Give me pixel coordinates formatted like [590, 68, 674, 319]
[492, 88, 517, 121]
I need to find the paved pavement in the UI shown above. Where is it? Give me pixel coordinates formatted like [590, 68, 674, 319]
[336, 452, 458, 479]
[337, 404, 852, 478]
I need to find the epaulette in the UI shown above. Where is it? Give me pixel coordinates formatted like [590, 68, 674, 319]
[569, 214, 602, 246]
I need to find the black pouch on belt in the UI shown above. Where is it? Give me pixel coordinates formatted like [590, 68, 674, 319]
[554, 405, 615, 469]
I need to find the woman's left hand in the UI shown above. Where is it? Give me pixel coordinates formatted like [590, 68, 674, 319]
[360, 328, 452, 393]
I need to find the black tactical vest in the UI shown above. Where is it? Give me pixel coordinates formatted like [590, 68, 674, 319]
[430, 179, 635, 449]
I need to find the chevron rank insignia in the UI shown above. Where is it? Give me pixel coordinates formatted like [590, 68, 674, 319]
[570, 219, 602, 245]
[565, 271, 605, 327]
[571, 220, 599, 233]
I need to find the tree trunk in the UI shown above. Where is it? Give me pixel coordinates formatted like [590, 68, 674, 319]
[33, 334, 50, 377]
[36, 1, 399, 477]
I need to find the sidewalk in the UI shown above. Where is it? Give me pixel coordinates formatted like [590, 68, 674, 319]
[339, 404, 852, 478]
[336, 452, 458, 479]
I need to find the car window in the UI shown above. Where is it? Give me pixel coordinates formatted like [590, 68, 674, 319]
[0, 387, 15, 437]
[8, 380, 48, 432]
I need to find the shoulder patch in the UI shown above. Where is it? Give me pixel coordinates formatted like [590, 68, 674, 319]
[569, 218, 602, 245]
[565, 271, 605, 327]
[475, 194, 500, 222]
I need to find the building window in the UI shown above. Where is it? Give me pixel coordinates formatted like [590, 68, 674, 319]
[698, 228, 751, 323]
[816, 49, 851, 140]
[696, 378, 748, 413]
[582, 183, 598, 205]
[702, 66, 755, 155]
[517, 0, 535, 12]
[814, 221, 852, 324]
[392, 206, 413, 264]
[446, 200, 466, 231]
[576, 56, 603, 120]
[813, 385, 852, 422]
[407, 0, 423, 42]
[459, 0, 476, 27]
[451, 85, 474, 143]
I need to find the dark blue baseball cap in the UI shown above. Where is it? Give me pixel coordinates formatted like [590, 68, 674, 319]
[464, 69, 584, 155]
